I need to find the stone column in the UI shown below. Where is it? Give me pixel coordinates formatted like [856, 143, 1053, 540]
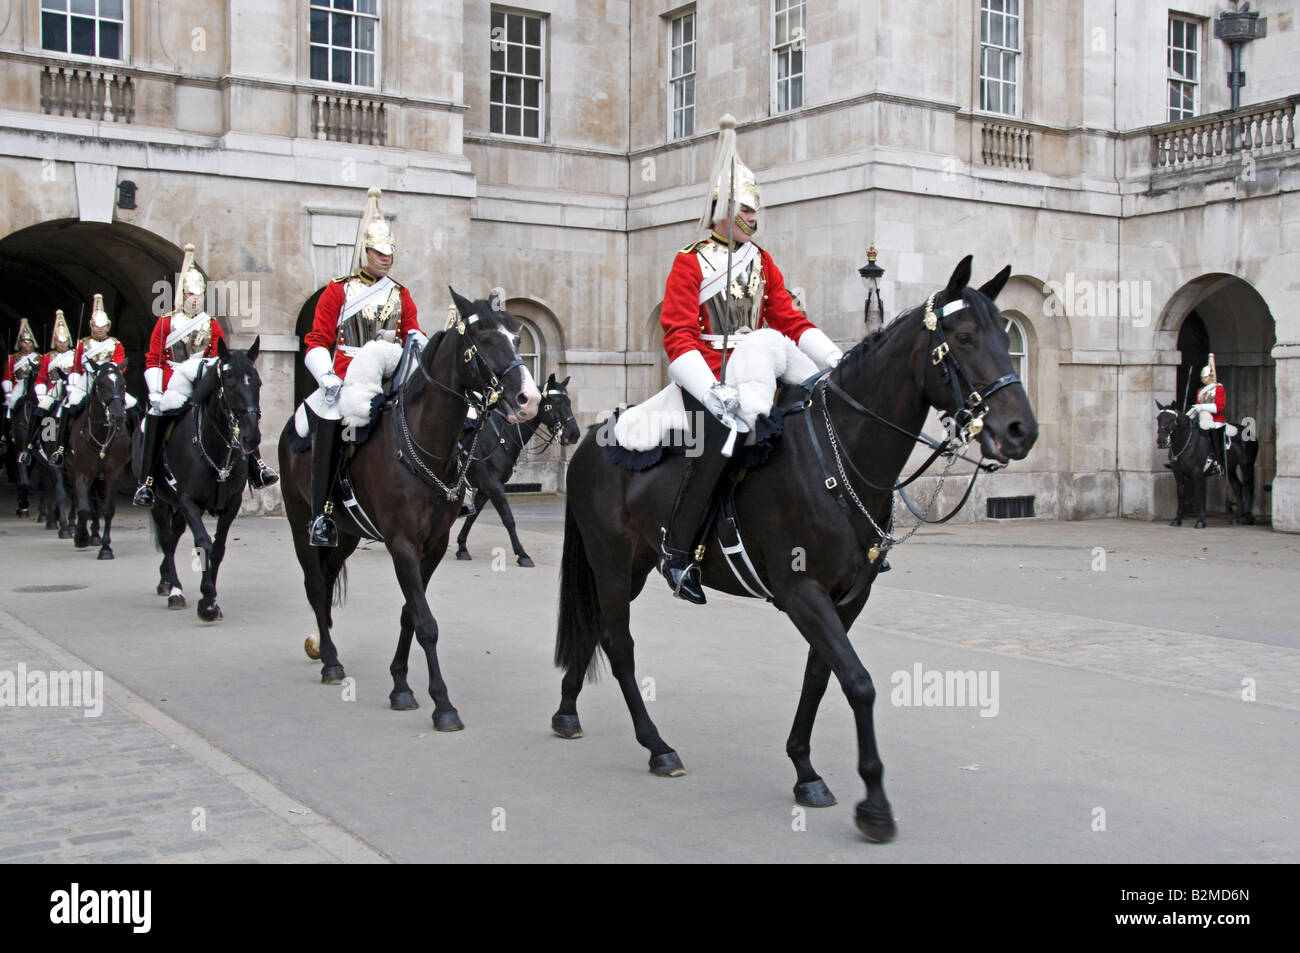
[1270, 345, 1300, 532]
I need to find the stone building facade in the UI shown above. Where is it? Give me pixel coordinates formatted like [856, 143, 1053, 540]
[0, 1, 1296, 529]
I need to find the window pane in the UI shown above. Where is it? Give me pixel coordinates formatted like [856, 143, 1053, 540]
[525, 16, 540, 46]
[70, 0, 93, 14]
[524, 80, 538, 108]
[1172, 19, 1183, 47]
[508, 45, 522, 73]
[506, 107, 520, 136]
[355, 52, 373, 87]
[524, 110, 538, 138]
[991, 16, 1003, 48]
[1005, 84, 1015, 114]
[1186, 52, 1196, 78]
[311, 9, 328, 44]
[506, 76, 521, 105]
[332, 48, 350, 83]
[492, 10, 504, 33]
[1172, 50, 1183, 77]
[777, 51, 789, 80]
[491, 103, 503, 133]
[1187, 25, 1197, 51]
[683, 45, 694, 74]
[311, 46, 328, 80]
[45, 0, 68, 11]
[491, 46, 504, 72]
[684, 77, 694, 107]
[525, 47, 540, 77]
[101, 0, 123, 19]
[775, 11, 787, 45]
[491, 74, 503, 103]
[508, 14, 522, 43]
[99, 20, 120, 58]
[684, 14, 693, 42]
[683, 104, 694, 137]
[674, 81, 684, 110]
[671, 17, 681, 46]
[332, 12, 351, 48]
[792, 49, 803, 74]
[357, 18, 374, 52]
[357, 0, 377, 13]
[791, 75, 803, 109]
[335, 0, 354, 10]
[41, 12, 67, 51]
[70, 15, 94, 55]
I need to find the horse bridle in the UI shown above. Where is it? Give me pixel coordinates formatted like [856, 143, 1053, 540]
[1157, 406, 1195, 461]
[805, 290, 1022, 563]
[193, 361, 258, 482]
[82, 364, 126, 462]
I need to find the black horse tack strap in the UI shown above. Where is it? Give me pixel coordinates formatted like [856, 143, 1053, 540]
[716, 497, 775, 601]
[337, 468, 384, 541]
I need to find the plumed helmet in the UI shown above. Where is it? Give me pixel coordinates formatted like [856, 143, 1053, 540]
[51, 309, 72, 348]
[90, 293, 112, 331]
[699, 115, 761, 231]
[353, 186, 396, 273]
[175, 242, 206, 310]
[15, 317, 37, 348]
[1200, 353, 1217, 383]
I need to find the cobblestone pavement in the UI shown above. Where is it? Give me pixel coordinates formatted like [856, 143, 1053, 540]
[1, 489, 1296, 863]
[0, 612, 386, 863]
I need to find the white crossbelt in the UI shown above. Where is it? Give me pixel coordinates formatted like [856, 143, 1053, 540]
[698, 241, 758, 304]
[339, 277, 396, 324]
[164, 312, 211, 349]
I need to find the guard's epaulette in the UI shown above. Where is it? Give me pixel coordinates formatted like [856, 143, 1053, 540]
[679, 239, 711, 255]
[331, 275, 350, 284]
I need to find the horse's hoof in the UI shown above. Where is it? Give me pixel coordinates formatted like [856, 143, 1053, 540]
[89, 534, 101, 546]
[197, 603, 222, 622]
[97, 548, 113, 561]
[389, 691, 419, 711]
[45, 520, 57, 530]
[304, 636, 320, 660]
[168, 594, 187, 610]
[649, 752, 685, 777]
[854, 802, 898, 843]
[1169, 519, 1182, 527]
[794, 778, 837, 808]
[517, 555, 534, 568]
[320, 664, 346, 685]
[157, 581, 171, 596]
[74, 536, 89, 549]
[455, 550, 472, 561]
[1245, 516, 1256, 526]
[1194, 520, 1206, 529]
[432, 710, 464, 731]
[551, 713, 583, 739]
[58, 528, 72, 539]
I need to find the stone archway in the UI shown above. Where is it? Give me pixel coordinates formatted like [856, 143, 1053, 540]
[0, 220, 198, 399]
[1159, 274, 1276, 521]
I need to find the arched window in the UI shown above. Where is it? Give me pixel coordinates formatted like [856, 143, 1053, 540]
[1004, 315, 1027, 388]
[517, 318, 541, 385]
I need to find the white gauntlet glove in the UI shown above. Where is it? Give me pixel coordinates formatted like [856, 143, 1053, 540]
[798, 327, 844, 369]
[702, 382, 740, 419]
[321, 374, 343, 403]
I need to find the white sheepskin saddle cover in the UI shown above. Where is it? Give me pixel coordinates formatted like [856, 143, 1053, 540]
[293, 340, 403, 438]
[158, 357, 216, 413]
[613, 328, 819, 452]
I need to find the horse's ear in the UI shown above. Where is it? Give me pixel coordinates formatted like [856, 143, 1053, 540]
[978, 265, 1012, 302]
[546, 372, 556, 388]
[560, 375, 570, 389]
[217, 337, 230, 361]
[944, 255, 974, 302]
[449, 287, 474, 318]
[247, 335, 260, 362]
[1155, 399, 1165, 411]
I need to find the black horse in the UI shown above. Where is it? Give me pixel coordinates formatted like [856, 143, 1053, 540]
[1155, 400, 1257, 527]
[278, 290, 539, 730]
[552, 256, 1037, 842]
[144, 338, 266, 619]
[25, 403, 74, 537]
[455, 373, 580, 566]
[7, 395, 40, 518]
[66, 361, 132, 558]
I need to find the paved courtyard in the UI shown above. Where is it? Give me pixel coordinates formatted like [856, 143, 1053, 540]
[1, 486, 1296, 863]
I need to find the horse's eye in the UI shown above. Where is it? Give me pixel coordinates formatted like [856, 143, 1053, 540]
[956, 332, 974, 346]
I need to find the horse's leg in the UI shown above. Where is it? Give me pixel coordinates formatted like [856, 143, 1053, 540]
[1170, 470, 1185, 527]
[389, 553, 440, 711]
[782, 581, 896, 842]
[292, 528, 347, 683]
[96, 478, 115, 560]
[55, 466, 72, 537]
[786, 649, 838, 807]
[196, 501, 238, 621]
[389, 536, 462, 730]
[454, 488, 489, 560]
[153, 506, 187, 608]
[486, 480, 533, 567]
[1240, 452, 1257, 524]
[1193, 466, 1207, 528]
[73, 473, 92, 548]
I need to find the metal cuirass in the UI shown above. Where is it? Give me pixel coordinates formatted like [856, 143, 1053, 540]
[12, 353, 39, 381]
[697, 243, 765, 337]
[337, 278, 402, 349]
[168, 317, 211, 364]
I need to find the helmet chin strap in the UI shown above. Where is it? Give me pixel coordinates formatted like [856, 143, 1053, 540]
[734, 213, 756, 237]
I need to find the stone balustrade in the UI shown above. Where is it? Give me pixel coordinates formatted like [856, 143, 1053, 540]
[40, 65, 134, 123]
[980, 120, 1034, 170]
[311, 94, 388, 145]
[1152, 96, 1296, 170]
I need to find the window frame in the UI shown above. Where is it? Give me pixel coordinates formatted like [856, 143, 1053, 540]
[1004, 315, 1028, 390]
[771, 0, 806, 114]
[978, 0, 1021, 118]
[39, 0, 129, 65]
[489, 7, 547, 141]
[1167, 14, 1200, 122]
[309, 0, 382, 92]
[667, 9, 696, 141]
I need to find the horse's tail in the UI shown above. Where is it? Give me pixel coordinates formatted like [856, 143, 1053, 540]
[555, 500, 604, 682]
[330, 560, 348, 608]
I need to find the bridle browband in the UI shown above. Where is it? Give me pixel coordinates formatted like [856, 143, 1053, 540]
[802, 289, 1022, 565]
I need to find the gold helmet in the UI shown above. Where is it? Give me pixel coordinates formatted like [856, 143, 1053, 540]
[352, 186, 396, 274]
[15, 317, 37, 350]
[1200, 352, 1217, 384]
[699, 114, 761, 233]
[175, 242, 206, 311]
[90, 293, 112, 331]
[51, 309, 72, 349]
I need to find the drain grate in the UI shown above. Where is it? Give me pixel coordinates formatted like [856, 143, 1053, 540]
[14, 584, 89, 593]
[987, 495, 1035, 519]
[504, 483, 542, 494]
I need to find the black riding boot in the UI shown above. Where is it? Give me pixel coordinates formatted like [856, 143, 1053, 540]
[246, 452, 279, 489]
[134, 414, 164, 505]
[659, 393, 739, 605]
[18, 408, 43, 465]
[309, 418, 342, 547]
[49, 408, 69, 467]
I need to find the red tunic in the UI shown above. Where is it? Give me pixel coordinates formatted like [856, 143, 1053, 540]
[4, 352, 41, 387]
[305, 276, 420, 377]
[660, 241, 817, 378]
[35, 352, 71, 388]
[72, 337, 126, 373]
[1198, 382, 1226, 424]
[144, 317, 222, 387]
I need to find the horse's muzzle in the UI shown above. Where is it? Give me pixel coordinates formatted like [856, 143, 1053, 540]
[504, 372, 541, 424]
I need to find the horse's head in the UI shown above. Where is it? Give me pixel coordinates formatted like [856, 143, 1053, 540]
[540, 373, 581, 446]
[447, 288, 541, 423]
[915, 256, 1037, 464]
[215, 336, 264, 454]
[1155, 399, 1181, 449]
[91, 359, 128, 427]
